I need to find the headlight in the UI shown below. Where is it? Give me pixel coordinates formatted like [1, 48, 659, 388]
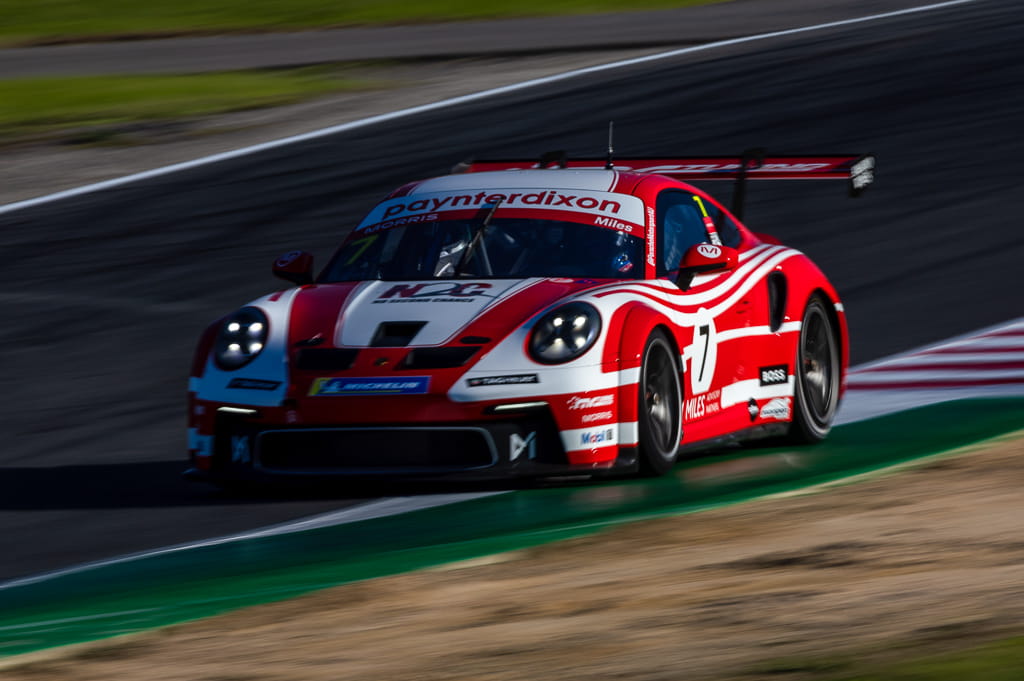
[213, 307, 269, 370]
[528, 302, 601, 364]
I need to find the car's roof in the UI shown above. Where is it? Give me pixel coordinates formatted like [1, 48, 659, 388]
[399, 169, 661, 197]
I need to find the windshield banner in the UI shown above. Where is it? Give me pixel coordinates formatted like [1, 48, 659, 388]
[357, 189, 645, 234]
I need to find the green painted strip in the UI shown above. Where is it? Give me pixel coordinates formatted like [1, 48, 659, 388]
[2, 397, 1022, 657]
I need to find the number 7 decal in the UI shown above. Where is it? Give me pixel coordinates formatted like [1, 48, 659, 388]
[689, 309, 718, 395]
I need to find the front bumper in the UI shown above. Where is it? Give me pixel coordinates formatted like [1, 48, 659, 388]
[189, 405, 637, 482]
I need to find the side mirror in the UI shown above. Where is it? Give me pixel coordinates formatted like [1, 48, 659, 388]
[675, 243, 738, 290]
[273, 250, 314, 286]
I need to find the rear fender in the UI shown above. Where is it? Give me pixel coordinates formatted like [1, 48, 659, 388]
[780, 258, 849, 395]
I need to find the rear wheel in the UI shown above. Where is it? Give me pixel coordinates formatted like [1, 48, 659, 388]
[788, 296, 840, 443]
[638, 330, 682, 475]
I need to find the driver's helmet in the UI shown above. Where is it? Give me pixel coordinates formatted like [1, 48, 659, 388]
[610, 231, 634, 275]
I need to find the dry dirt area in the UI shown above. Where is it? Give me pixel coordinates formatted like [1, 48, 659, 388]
[4, 435, 1022, 680]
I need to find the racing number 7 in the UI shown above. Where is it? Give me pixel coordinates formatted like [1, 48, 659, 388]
[696, 324, 710, 382]
[689, 313, 717, 396]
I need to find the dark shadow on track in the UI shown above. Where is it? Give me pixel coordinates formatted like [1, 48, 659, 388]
[0, 461, 603, 511]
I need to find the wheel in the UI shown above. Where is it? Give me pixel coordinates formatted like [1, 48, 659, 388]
[788, 296, 840, 443]
[637, 330, 682, 475]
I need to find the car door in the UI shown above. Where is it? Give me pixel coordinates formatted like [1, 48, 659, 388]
[655, 189, 750, 441]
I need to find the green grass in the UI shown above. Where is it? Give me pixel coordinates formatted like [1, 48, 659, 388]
[0, 69, 381, 144]
[752, 636, 1024, 681]
[2, 1, 719, 46]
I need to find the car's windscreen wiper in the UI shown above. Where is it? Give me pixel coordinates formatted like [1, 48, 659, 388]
[453, 198, 502, 277]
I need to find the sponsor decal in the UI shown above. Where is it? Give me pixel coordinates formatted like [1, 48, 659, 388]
[759, 397, 793, 421]
[274, 250, 304, 268]
[759, 364, 789, 386]
[850, 156, 875, 191]
[581, 410, 614, 424]
[380, 191, 623, 220]
[467, 374, 539, 387]
[230, 435, 251, 464]
[621, 162, 834, 174]
[594, 216, 634, 232]
[567, 394, 615, 410]
[309, 376, 430, 396]
[357, 189, 645, 233]
[696, 243, 722, 259]
[360, 212, 440, 235]
[747, 397, 759, 422]
[373, 282, 494, 303]
[580, 428, 616, 447]
[645, 207, 656, 266]
[683, 388, 721, 420]
[510, 432, 537, 461]
[227, 378, 281, 391]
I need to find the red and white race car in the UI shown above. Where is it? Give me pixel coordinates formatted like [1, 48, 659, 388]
[186, 150, 874, 482]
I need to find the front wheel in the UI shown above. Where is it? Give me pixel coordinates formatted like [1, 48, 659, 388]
[788, 296, 840, 443]
[637, 330, 682, 475]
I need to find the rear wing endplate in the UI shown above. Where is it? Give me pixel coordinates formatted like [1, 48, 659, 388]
[461, 149, 875, 220]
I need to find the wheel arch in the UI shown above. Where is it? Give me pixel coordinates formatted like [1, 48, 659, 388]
[605, 303, 685, 459]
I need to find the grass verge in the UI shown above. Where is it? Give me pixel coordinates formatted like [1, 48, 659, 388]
[0, 68, 384, 146]
[753, 636, 1024, 680]
[3, 1, 719, 46]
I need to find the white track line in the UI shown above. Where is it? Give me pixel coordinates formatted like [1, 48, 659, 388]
[0, 0, 976, 217]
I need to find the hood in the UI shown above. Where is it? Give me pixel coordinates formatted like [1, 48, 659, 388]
[289, 278, 617, 349]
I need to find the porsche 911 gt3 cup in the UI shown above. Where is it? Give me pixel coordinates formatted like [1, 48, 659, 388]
[186, 150, 873, 482]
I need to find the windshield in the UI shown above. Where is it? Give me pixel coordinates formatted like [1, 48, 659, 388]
[320, 218, 644, 282]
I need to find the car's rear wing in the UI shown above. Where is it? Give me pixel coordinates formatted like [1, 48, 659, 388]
[460, 149, 875, 219]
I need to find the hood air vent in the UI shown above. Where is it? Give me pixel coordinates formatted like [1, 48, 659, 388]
[371, 321, 427, 347]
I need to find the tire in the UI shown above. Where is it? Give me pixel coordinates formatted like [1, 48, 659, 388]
[637, 330, 683, 475]
[788, 296, 840, 443]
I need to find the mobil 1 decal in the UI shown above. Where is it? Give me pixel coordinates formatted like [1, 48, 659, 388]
[687, 308, 717, 395]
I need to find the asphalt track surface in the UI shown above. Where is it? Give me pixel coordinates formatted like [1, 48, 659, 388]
[0, 0, 950, 77]
[1, 0, 1022, 582]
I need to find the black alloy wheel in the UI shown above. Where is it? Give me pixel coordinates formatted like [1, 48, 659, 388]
[638, 330, 682, 475]
[789, 296, 840, 443]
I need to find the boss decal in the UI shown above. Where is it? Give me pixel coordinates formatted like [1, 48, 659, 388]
[227, 378, 281, 391]
[759, 364, 789, 386]
[373, 282, 494, 303]
[310, 376, 430, 396]
[467, 374, 539, 387]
